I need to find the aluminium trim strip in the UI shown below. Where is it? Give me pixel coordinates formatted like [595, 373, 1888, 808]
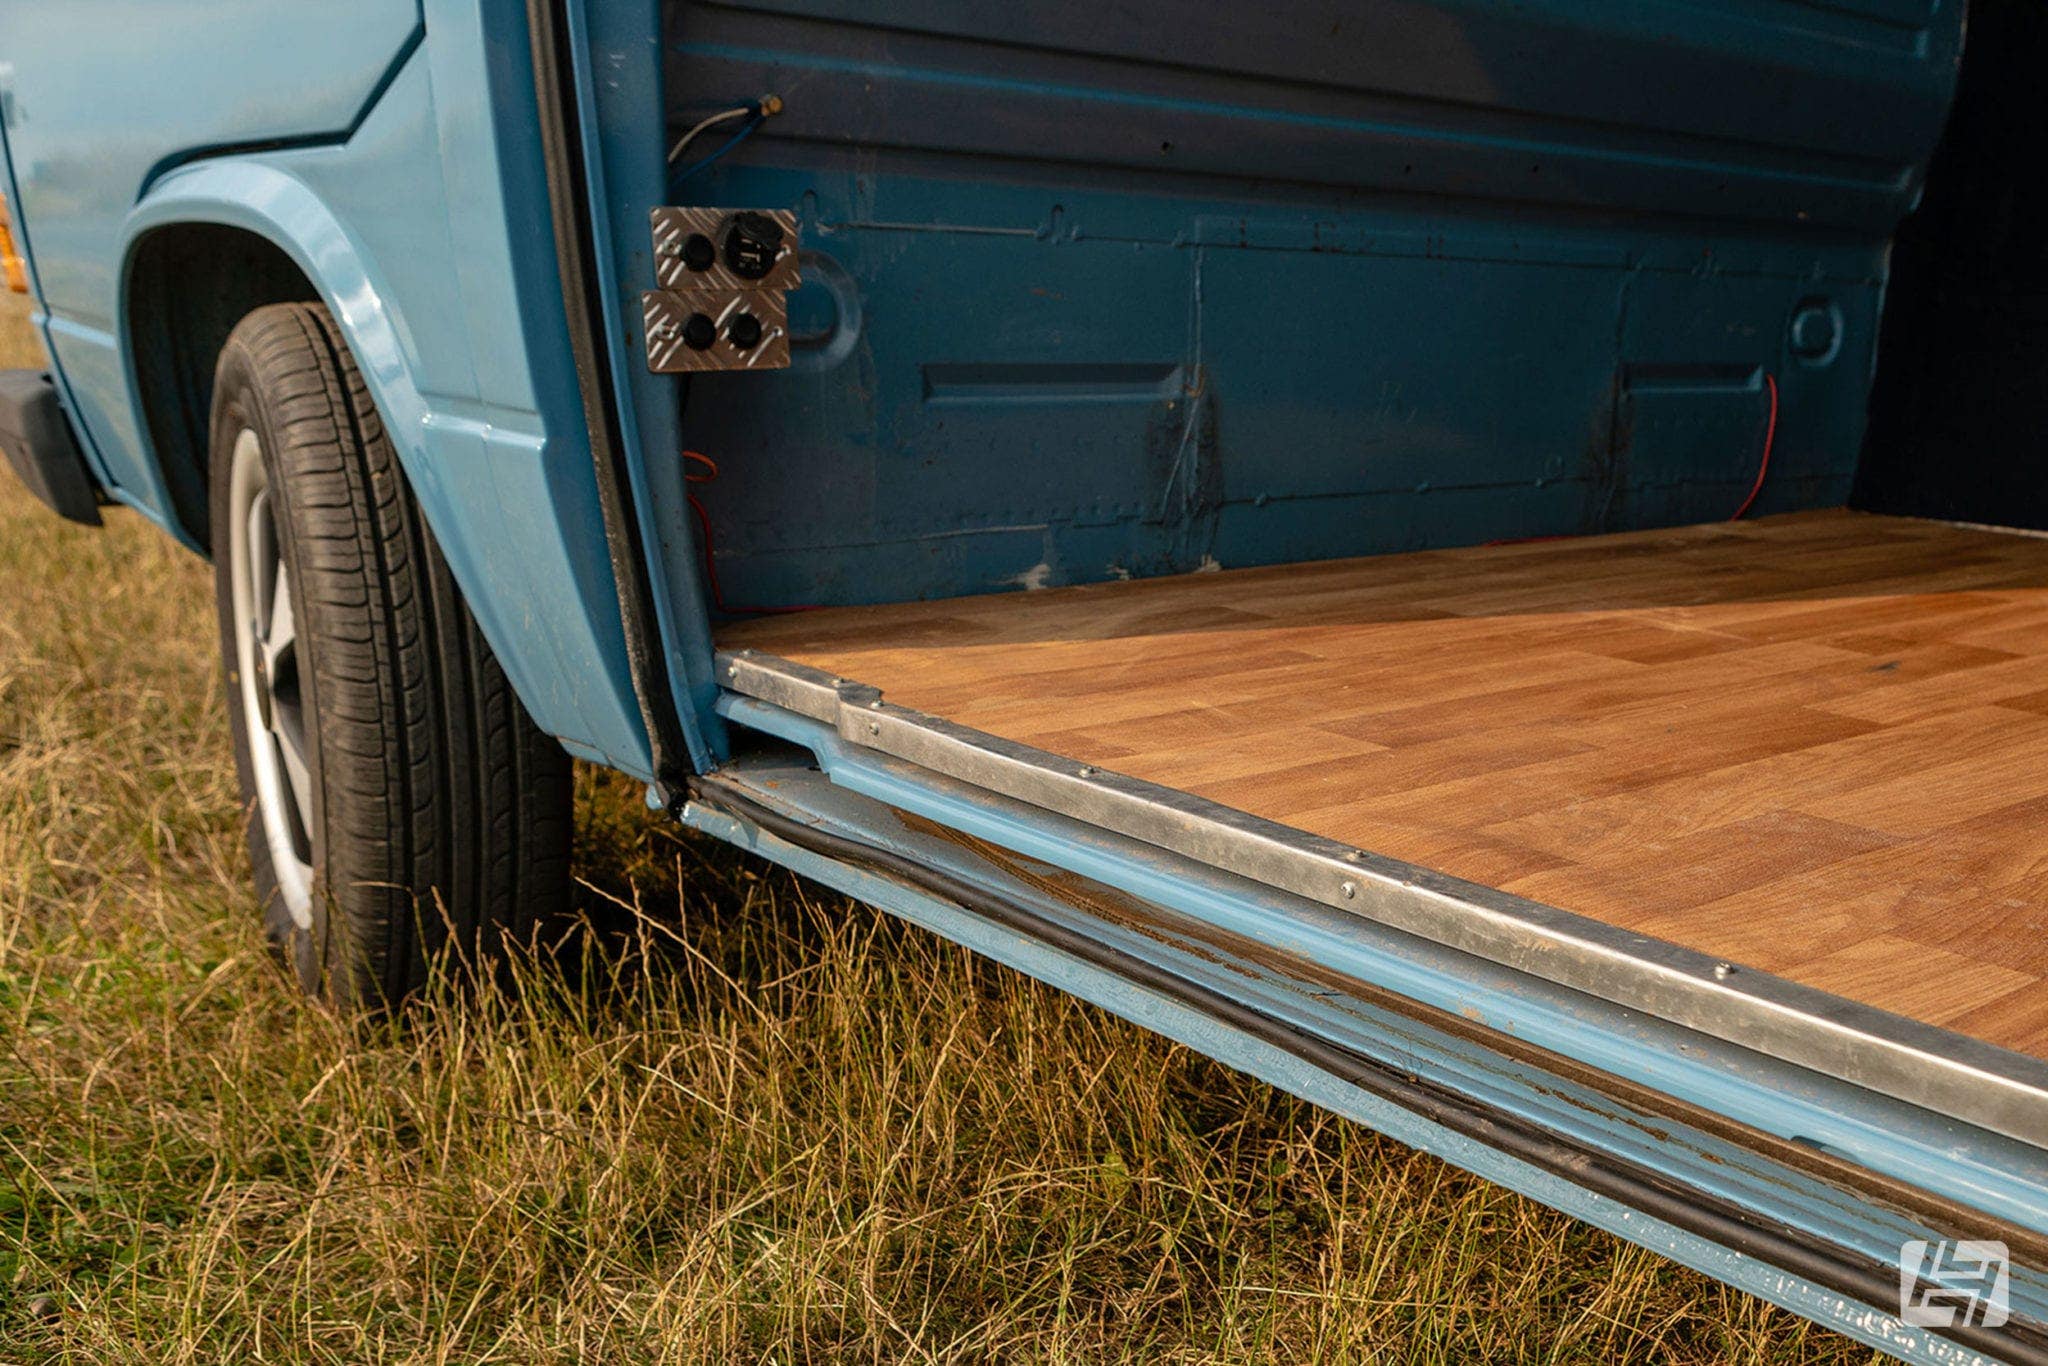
[684, 767, 2048, 1366]
[716, 646, 2048, 1149]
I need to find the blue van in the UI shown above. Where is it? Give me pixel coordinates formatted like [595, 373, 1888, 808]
[1, 3, 2043, 1358]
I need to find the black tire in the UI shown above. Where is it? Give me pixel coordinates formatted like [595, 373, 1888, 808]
[208, 302, 572, 1006]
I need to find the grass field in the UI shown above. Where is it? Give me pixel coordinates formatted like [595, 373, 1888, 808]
[0, 297, 1889, 1361]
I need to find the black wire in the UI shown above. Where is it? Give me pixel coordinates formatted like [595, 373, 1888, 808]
[668, 110, 764, 186]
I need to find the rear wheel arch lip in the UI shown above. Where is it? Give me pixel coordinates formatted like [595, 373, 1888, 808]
[116, 162, 429, 554]
[113, 162, 644, 769]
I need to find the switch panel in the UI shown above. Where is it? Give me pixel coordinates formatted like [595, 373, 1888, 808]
[650, 207, 799, 291]
[644, 206, 800, 373]
[642, 288, 791, 373]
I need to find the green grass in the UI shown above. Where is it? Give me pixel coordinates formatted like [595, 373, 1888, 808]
[0, 430, 1893, 1359]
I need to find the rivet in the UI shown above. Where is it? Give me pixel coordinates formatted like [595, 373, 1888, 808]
[1341, 881, 1357, 899]
[1712, 962, 1737, 980]
[1342, 850, 1363, 863]
[866, 721, 879, 736]
[1078, 765, 1097, 778]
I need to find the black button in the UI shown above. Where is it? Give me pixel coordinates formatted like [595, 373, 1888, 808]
[681, 313, 717, 350]
[727, 313, 763, 349]
[722, 212, 783, 280]
[680, 232, 716, 272]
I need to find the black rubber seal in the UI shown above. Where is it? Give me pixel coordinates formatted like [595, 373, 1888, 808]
[687, 773, 2048, 1366]
[525, 0, 692, 786]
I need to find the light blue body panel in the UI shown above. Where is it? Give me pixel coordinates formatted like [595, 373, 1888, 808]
[0, 2, 669, 773]
[686, 728, 2047, 1366]
[0, 1, 419, 508]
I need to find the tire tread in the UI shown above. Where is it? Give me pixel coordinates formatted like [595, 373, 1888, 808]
[209, 303, 571, 1004]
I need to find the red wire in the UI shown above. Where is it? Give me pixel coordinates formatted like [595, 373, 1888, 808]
[1729, 373, 1779, 521]
[682, 452, 816, 616]
[1480, 370, 1779, 546]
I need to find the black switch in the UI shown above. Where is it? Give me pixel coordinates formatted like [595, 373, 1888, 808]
[680, 232, 716, 272]
[681, 312, 717, 350]
[722, 212, 783, 280]
[726, 313, 763, 350]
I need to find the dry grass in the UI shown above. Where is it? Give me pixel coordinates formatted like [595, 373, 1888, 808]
[0, 296, 39, 376]
[0, 337, 1889, 1361]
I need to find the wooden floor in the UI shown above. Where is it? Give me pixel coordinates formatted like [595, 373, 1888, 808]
[723, 511, 2048, 1060]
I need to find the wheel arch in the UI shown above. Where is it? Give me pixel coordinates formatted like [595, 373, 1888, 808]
[113, 159, 655, 773]
[118, 162, 426, 553]
[124, 226, 319, 546]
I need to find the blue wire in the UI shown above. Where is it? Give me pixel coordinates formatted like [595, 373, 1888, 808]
[670, 113, 764, 186]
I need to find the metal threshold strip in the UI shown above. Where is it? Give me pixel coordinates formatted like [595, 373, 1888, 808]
[717, 647, 2048, 1150]
[681, 760, 2048, 1366]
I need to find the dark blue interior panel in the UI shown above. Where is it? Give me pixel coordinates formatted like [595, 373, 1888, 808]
[659, 0, 1962, 608]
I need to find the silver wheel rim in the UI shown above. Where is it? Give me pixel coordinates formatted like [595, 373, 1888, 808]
[228, 428, 315, 927]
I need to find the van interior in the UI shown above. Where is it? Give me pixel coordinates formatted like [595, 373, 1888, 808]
[657, 0, 2048, 1070]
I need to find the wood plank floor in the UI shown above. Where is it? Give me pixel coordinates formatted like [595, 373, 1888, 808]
[723, 511, 2048, 1060]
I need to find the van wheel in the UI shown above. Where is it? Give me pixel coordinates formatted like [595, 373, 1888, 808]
[208, 303, 572, 1006]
